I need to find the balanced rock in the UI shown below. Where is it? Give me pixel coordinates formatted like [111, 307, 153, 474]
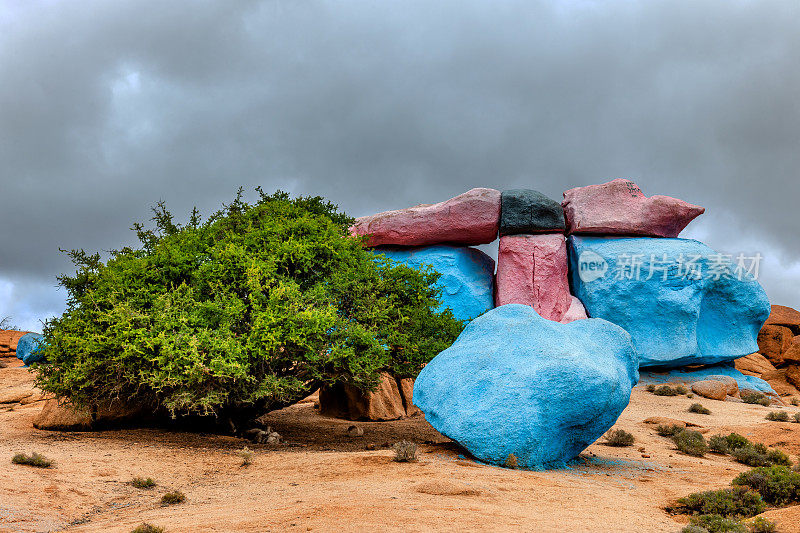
[373, 245, 494, 321]
[568, 236, 770, 368]
[16, 333, 44, 365]
[765, 305, 800, 334]
[351, 188, 500, 247]
[495, 234, 572, 322]
[562, 179, 705, 237]
[413, 304, 638, 469]
[499, 189, 565, 235]
[319, 372, 416, 421]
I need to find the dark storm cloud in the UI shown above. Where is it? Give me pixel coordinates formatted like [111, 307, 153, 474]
[1, 0, 799, 328]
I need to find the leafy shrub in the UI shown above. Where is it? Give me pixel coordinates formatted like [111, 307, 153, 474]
[742, 391, 771, 406]
[34, 190, 464, 425]
[130, 477, 156, 489]
[656, 424, 685, 437]
[725, 433, 751, 451]
[604, 429, 634, 447]
[690, 403, 711, 415]
[732, 443, 792, 468]
[680, 526, 710, 533]
[12, 452, 52, 468]
[677, 487, 765, 518]
[654, 385, 680, 396]
[733, 466, 800, 505]
[131, 525, 164, 533]
[709, 435, 730, 454]
[688, 515, 747, 533]
[393, 441, 418, 463]
[161, 491, 185, 505]
[765, 411, 789, 422]
[673, 430, 709, 457]
[747, 516, 777, 533]
[676, 385, 689, 394]
[238, 447, 254, 466]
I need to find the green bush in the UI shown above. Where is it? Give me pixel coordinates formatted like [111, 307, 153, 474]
[130, 477, 156, 489]
[161, 491, 185, 505]
[12, 452, 52, 468]
[677, 487, 765, 518]
[392, 441, 418, 463]
[131, 525, 164, 533]
[765, 411, 789, 422]
[675, 385, 689, 394]
[741, 391, 771, 406]
[654, 385, 680, 396]
[673, 429, 709, 457]
[604, 429, 634, 447]
[725, 433, 751, 451]
[680, 526, 710, 533]
[34, 190, 464, 425]
[709, 435, 730, 454]
[732, 443, 792, 468]
[656, 424, 685, 437]
[747, 516, 777, 533]
[646, 383, 656, 392]
[687, 515, 747, 533]
[690, 403, 711, 415]
[733, 465, 800, 505]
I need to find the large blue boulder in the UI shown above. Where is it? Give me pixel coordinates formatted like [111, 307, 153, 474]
[372, 245, 495, 321]
[568, 236, 770, 368]
[413, 304, 638, 470]
[17, 332, 45, 366]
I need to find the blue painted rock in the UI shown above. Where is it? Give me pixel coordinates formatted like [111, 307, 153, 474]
[568, 236, 770, 368]
[413, 304, 638, 469]
[17, 332, 45, 365]
[373, 245, 495, 321]
[639, 362, 776, 395]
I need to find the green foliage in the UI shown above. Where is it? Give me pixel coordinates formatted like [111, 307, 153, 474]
[676, 385, 689, 394]
[687, 515, 747, 533]
[604, 429, 635, 447]
[656, 424, 684, 437]
[131, 477, 156, 489]
[12, 452, 52, 468]
[131, 525, 164, 533]
[765, 411, 789, 422]
[733, 466, 800, 505]
[681, 526, 710, 533]
[741, 391, 770, 406]
[747, 517, 777, 533]
[673, 429, 708, 457]
[653, 385, 680, 396]
[732, 443, 792, 468]
[392, 441, 417, 463]
[677, 487, 765, 518]
[34, 190, 464, 421]
[709, 435, 730, 455]
[161, 491, 185, 505]
[690, 403, 711, 415]
[725, 433, 752, 451]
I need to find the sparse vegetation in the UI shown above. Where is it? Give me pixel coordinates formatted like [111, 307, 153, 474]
[504, 454, 518, 469]
[677, 487, 765, 518]
[741, 391, 771, 406]
[690, 403, 711, 415]
[673, 429, 708, 457]
[675, 385, 689, 395]
[731, 443, 791, 468]
[604, 429, 635, 447]
[161, 491, 185, 505]
[747, 516, 777, 533]
[130, 477, 156, 489]
[131, 525, 164, 533]
[732, 466, 800, 505]
[653, 385, 681, 396]
[687, 514, 747, 533]
[12, 452, 52, 468]
[656, 424, 685, 437]
[392, 441, 418, 463]
[709, 435, 730, 454]
[238, 446, 254, 466]
[646, 384, 656, 392]
[765, 411, 789, 422]
[725, 433, 751, 451]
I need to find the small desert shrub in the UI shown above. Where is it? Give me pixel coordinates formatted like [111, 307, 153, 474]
[654, 385, 680, 396]
[238, 446, 254, 466]
[131, 525, 164, 533]
[12, 452, 52, 468]
[675, 385, 689, 395]
[733, 465, 800, 505]
[677, 487, 765, 518]
[690, 403, 711, 415]
[742, 391, 771, 406]
[160, 491, 185, 505]
[673, 430, 709, 457]
[709, 435, 730, 455]
[646, 383, 656, 392]
[725, 433, 751, 451]
[747, 516, 777, 533]
[656, 424, 685, 437]
[504, 453, 518, 469]
[131, 477, 156, 489]
[731, 443, 792, 468]
[765, 411, 789, 422]
[392, 441, 418, 463]
[680, 525, 710, 533]
[688, 514, 747, 533]
[604, 429, 635, 447]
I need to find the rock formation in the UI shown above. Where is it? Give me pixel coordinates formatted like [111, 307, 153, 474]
[319, 372, 419, 421]
[413, 304, 638, 469]
[0, 330, 30, 358]
[499, 189, 565, 235]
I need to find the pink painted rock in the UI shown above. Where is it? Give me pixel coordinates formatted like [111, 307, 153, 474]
[562, 179, 705, 237]
[560, 296, 588, 324]
[495, 234, 572, 322]
[350, 188, 501, 247]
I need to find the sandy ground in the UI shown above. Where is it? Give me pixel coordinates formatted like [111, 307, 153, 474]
[3, 357, 800, 533]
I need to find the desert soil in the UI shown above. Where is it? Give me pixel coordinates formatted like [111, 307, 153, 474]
[2, 357, 800, 533]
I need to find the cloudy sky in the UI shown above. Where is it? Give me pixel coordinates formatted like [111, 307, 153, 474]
[1, 0, 798, 331]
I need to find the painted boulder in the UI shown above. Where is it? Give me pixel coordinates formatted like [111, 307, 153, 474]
[413, 304, 638, 469]
[568, 236, 771, 368]
[16, 332, 45, 366]
[351, 188, 500, 247]
[499, 189, 565, 235]
[562, 179, 705, 237]
[495, 234, 572, 322]
[640, 362, 776, 395]
[373, 245, 495, 321]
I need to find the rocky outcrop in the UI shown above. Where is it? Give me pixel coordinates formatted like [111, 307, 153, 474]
[562, 179, 704, 237]
[568, 236, 770, 368]
[765, 305, 800, 334]
[780, 336, 800, 365]
[0, 330, 30, 358]
[351, 188, 501, 247]
[413, 304, 638, 469]
[735, 353, 777, 377]
[499, 189, 565, 235]
[319, 372, 420, 421]
[640, 362, 775, 395]
[372, 245, 495, 321]
[495, 234, 572, 321]
[758, 325, 794, 365]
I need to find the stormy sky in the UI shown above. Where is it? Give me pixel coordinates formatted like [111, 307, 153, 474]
[1, 0, 798, 331]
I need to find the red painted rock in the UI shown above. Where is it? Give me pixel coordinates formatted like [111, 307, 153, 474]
[350, 188, 500, 247]
[495, 234, 572, 322]
[765, 305, 800, 335]
[560, 296, 588, 324]
[562, 179, 705, 237]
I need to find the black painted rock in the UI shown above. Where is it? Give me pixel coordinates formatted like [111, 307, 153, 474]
[500, 189, 565, 235]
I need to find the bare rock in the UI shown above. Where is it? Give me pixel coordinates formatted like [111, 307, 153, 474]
[785, 365, 800, 389]
[398, 378, 421, 417]
[33, 399, 146, 431]
[691, 380, 728, 401]
[758, 325, 794, 365]
[765, 305, 800, 335]
[347, 425, 364, 437]
[735, 352, 777, 377]
[782, 336, 800, 365]
[319, 372, 408, 421]
[705, 375, 739, 396]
